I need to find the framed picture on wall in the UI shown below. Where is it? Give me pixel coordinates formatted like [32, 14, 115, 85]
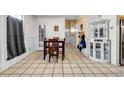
[54, 25, 59, 31]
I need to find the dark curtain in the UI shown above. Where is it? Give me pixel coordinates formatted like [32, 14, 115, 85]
[7, 16, 26, 60]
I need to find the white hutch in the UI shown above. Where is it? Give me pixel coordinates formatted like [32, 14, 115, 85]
[89, 19, 111, 63]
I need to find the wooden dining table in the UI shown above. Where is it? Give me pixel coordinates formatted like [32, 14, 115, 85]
[43, 38, 65, 61]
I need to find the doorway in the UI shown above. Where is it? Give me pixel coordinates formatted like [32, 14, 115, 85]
[38, 24, 46, 50]
[65, 29, 70, 44]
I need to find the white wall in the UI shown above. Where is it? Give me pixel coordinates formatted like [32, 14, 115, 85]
[34, 17, 65, 50]
[34, 18, 65, 38]
[0, 15, 35, 72]
[101, 15, 119, 66]
[24, 16, 35, 52]
[0, 15, 6, 70]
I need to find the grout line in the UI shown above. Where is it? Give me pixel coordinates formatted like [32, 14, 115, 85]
[52, 61, 56, 77]
[41, 62, 49, 77]
[30, 63, 41, 76]
[1, 44, 123, 77]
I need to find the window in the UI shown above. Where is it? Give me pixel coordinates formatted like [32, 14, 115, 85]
[7, 15, 26, 60]
[10, 15, 22, 20]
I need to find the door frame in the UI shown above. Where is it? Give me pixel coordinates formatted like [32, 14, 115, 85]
[35, 22, 48, 50]
[119, 19, 122, 65]
[119, 19, 124, 66]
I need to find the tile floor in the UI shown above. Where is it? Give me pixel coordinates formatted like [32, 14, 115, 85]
[0, 44, 124, 77]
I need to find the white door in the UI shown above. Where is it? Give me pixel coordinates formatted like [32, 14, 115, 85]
[37, 24, 46, 50]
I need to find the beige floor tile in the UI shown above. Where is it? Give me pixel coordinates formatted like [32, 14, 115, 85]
[21, 64, 32, 68]
[107, 68, 122, 73]
[31, 75, 42, 77]
[32, 69, 44, 74]
[54, 64, 62, 68]
[72, 68, 82, 74]
[23, 68, 35, 75]
[84, 74, 95, 77]
[69, 60, 77, 64]
[9, 75, 20, 77]
[98, 68, 112, 74]
[74, 57, 80, 60]
[64, 74, 74, 77]
[86, 64, 96, 67]
[102, 63, 114, 67]
[41, 60, 48, 64]
[81, 68, 92, 73]
[68, 58, 75, 60]
[95, 74, 106, 77]
[63, 68, 72, 74]
[2, 44, 124, 77]
[24, 61, 32, 64]
[53, 74, 63, 77]
[2, 69, 17, 74]
[83, 61, 91, 64]
[115, 74, 123, 77]
[13, 68, 26, 74]
[0, 75, 9, 77]
[34, 60, 42, 64]
[90, 68, 102, 74]
[38, 64, 47, 67]
[11, 64, 23, 68]
[44, 68, 53, 74]
[105, 74, 117, 77]
[29, 64, 40, 68]
[46, 64, 54, 68]
[62, 60, 69, 64]
[54, 68, 63, 74]
[76, 60, 83, 64]
[94, 63, 104, 67]
[78, 64, 87, 67]
[20, 75, 31, 77]
[42, 74, 52, 77]
[74, 74, 85, 77]
[63, 64, 71, 68]
[70, 64, 79, 68]
[116, 67, 124, 72]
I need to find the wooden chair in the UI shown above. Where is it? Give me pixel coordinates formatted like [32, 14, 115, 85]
[43, 38, 48, 60]
[58, 38, 65, 60]
[48, 39, 59, 62]
[53, 37, 59, 40]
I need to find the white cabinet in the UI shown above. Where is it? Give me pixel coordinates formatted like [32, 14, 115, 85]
[89, 19, 111, 63]
[90, 20, 109, 39]
[90, 42, 93, 57]
[89, 40, 111, 62]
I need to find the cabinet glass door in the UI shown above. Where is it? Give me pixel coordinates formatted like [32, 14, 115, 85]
[90, 42, 93, 57]
[95, 43, 101, 59]
[94, 28, 98, 38]
[99, 24, 106, 38]
[104, 43, 109, 60]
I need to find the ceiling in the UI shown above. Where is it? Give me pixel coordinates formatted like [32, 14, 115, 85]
[33, 15, 80, 19]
